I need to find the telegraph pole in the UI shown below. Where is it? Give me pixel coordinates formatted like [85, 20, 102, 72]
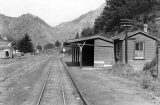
[120, 19, 132, 64]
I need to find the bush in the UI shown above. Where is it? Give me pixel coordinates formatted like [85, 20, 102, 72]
[107, 61, 160, 96]
[110, 62, 153, 88]
[111, 62, 156, 90]
[143, 57, 157, 77]
[143, 57, 157, 70]
[37, 45, 42, 50]
[140, 71, 153, 89]
[44, 43, 54, 49]
[111, 62, 134, 77]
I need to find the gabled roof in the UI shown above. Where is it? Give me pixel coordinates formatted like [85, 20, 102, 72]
[67, 35, 113, 43]
[111, 30, 160, 41]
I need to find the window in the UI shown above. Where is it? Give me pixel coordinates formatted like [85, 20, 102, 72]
[135, 42, 144, 59]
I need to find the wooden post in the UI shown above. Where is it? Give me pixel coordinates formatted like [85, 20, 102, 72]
[80, 47, 82, 69]
[158, 46, 160, 79]
[125, 27, 128, 64]
[74, 48, 76, 63]
[73, 47, 75, 63]
[120, 19, 132, 64]
[78, 41, 86, 69]
[78, 47, 79, 65]
[75, 48, 77, 64]
[72, 47, 73, 63]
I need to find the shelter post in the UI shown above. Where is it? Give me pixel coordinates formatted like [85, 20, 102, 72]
[75, 48, 77, 64]
[72, 47, 73, 63]
[80, 47, 82, 69]
[78, 41, 86, 69]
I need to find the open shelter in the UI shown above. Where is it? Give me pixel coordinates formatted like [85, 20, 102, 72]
[67, 35, 114, 68]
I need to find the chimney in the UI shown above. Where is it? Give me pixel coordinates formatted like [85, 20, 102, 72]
[143, 24, 148, 33]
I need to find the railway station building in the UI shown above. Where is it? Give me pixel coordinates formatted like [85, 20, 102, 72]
[112, 30, 160, 70]
[67, 35, 114, 67]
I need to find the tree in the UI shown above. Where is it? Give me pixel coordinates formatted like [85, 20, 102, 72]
[17, 33, 34, 53]
[37, 45, 42, 50]
[75, 32, 79, 39]
[94, 0, 160, 37]
[81, 27, 94, 37]
[55, 40, 61, 47]
[44, 43, 54, 49]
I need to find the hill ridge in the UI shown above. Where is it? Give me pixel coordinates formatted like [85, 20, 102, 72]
[52, 3, 106, 41]
[0, 13, 57, 46]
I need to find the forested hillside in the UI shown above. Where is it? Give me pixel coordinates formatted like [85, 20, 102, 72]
[94, 0, 160, 38]
[0, 13, 58, 46]
[52, 3, 106, 40]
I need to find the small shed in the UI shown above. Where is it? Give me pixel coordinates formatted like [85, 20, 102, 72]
[112, 30, 160, 70]
[67, 35, 114, 67]
[0, 49, 13, 59]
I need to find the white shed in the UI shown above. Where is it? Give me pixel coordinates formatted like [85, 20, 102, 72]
[0, 49, 13, 59]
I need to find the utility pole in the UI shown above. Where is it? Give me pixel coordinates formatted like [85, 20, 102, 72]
[120, 19, 132, 64]
[125, 27, 128, 64]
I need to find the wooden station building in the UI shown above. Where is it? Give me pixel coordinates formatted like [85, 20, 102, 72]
[67, 35, 114, 67]
[112, 30, 160, 70]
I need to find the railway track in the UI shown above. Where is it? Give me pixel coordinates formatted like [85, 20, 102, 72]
[0, 57, 47, 83]
[36, 55, 80, 105]
[60, 58, 90, 105]
[36, 56, 67, 105]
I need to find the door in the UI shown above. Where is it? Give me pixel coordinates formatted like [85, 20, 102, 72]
[115, 41, 122, 62]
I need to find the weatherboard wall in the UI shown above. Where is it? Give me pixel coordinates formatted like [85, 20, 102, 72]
[94, 39, 114, 67]
[121, 33, 157, 70]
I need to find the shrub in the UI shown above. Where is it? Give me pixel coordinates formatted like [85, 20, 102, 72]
[37, 45, 42, 50]
[44, 43, 54, 49]
[108, 61, 160, 96]
[143, 57, 157, 77]
[111, 62, 154, 89]
[111, 62, 134, 77]
[140, 71, 153, 89]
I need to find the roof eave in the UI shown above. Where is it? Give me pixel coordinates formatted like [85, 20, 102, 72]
[67, 35, 113, 43]
[111, 31, 160, 41]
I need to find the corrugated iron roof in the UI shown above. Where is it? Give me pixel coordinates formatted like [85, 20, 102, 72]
[111, 30, 160, 41]
[67, 35, 113, 43]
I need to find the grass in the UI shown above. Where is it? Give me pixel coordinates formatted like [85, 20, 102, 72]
[105, 61, 160, 97]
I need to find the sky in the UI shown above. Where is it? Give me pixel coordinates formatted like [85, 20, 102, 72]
[0, 0, 105, 26]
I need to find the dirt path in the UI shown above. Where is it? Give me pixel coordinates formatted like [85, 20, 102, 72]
[66, 66, 157, 105]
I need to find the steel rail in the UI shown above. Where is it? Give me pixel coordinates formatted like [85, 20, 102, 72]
[58, 60, 67, 105]
[36, 55, 67, 105]
[60, 58, 90, 105]
[36, 57, 54, 105]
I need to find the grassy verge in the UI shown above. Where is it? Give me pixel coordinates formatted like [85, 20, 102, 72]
[104, 61, 160, 97]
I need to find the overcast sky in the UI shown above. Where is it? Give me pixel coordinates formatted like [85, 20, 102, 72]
[0, 0, 105, 26]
